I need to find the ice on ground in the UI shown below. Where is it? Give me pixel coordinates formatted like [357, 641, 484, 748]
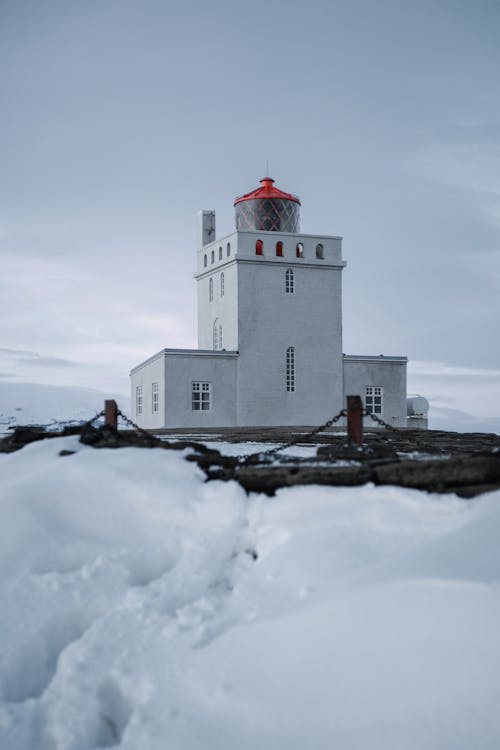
[0, 437, 499, 749]
[202, 440, 320, 458]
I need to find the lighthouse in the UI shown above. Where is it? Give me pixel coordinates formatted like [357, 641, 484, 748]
[130, 176, 408, 429]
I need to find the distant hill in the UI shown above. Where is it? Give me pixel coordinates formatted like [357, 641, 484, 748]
[430, 406, 500, 435]
[0, 382, 129, 435]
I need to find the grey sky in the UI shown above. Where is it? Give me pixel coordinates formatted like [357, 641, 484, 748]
[1, 0, 499, 417]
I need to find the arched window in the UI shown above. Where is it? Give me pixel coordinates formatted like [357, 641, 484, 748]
[219, 324, 223, 349]
[204, 254, 207, 268]
[226, 242, 231, 256]
[209, 277, 213, 302]
[316, 243, 324, 259]
[276, 241, 283, 257]
[255, 239, 263, 255]
[285, 268, 294, 294]
[286, 347, 295, 392]
[213, 319, 219, 350]
[296, 242, 304, 258]
[220, 272, 224, 297]
[211, 250, 215, 264]
[219, 246, 222, 260]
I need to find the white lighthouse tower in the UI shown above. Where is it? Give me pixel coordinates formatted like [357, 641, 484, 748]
[130, 176, 408, 429]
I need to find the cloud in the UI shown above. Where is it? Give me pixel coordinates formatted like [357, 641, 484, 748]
[21, 355, 75, 368]
[408, 360, 500, 420]
[0, 348, 76, 368]
[0, 347, 39, 358]
[410, 360, 500, 380]
[419, 121, 500, 231]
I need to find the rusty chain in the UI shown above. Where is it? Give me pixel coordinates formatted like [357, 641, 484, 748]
[362, 409, 405, 434]
[115, 409, 166, 444]
[80, 409, 106, 429]
[237, 407, 347, 463]
[113, 406, 402, 461]
[72, 405, 404, 462]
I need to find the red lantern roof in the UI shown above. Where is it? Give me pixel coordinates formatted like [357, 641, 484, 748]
[234, 177, 301, 206]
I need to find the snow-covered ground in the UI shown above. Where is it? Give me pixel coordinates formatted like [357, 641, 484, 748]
[1, 436, 499, 749]
[0, 382, 129, 436]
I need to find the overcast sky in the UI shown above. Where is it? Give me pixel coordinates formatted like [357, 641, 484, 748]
[1, 0, 499, 419]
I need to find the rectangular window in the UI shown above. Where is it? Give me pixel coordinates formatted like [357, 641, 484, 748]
[365, 386, 383, 414]
[286, 347, 295, 392]
[136, 385, 143, 415]
[192, 382, 211, 411]
[152, 382, 159, 413]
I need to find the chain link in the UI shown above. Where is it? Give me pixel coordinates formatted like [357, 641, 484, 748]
[76, 406, 401, 460]
[236, 408, 347, 463]
[80, 409, 106, 430]
[116, 409, 165, 444]
[236, 408, 405, 463]
[362, 409, 403, 433]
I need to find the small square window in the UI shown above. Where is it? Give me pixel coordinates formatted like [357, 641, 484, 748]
[192, 382, 211, 411]
[365, 386, 383, 414]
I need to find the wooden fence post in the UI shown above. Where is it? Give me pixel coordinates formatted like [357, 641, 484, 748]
[346, 395, 363, 446]
[104, 400, 118, 429]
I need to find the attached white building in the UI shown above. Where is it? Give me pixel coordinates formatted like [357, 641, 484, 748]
[130, 177, 408, 429]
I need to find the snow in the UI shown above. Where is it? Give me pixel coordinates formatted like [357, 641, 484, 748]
[1, 437, 500, 749]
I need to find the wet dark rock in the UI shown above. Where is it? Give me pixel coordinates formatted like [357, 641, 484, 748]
[1, 423, 500, 498]
[0, 425, 57, 453]
[373, 456, 500, 493]
[210, 464, 374, 496]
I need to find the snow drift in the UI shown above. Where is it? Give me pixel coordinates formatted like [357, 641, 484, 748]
[0, 436, 499, 749]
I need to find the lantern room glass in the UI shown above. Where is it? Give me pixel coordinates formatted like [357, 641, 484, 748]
[235, 198, 300, 233]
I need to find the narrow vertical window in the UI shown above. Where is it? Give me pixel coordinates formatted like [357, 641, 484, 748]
[219, 246, 222, 260]
[219, 324, 223, 349]
[213, 319, 219, 350]
[211, 250, 215, 264]
[204, 254, 207, 267]
[220, 272, 224, 297]
[255, 239, 263, 255]
[286, 347, 295, 392]
[365, 386, 383, 414]
[226, 242, 231, 256]
[285, 268, 294, 293]
[315, 243, 324, 259]
[276, 241, 283, 257]
[136, 385, 143, 415]
[209, 277, 213, 302]
[152, 382, 159, 413]
[192, 382, 211, 410]
[296, 242, 304, 258]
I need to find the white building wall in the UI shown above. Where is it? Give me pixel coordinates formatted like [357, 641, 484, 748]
[196, 231, 237, 275]
[130, 351, 165, 429]
[235, 244, 346, 426]
[197, 260, 239, 351]
[131, 350, 238, 429]
[342, 355, 408, 427]
[235, 230, 343, 264]
[163, 351, 238, 428]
